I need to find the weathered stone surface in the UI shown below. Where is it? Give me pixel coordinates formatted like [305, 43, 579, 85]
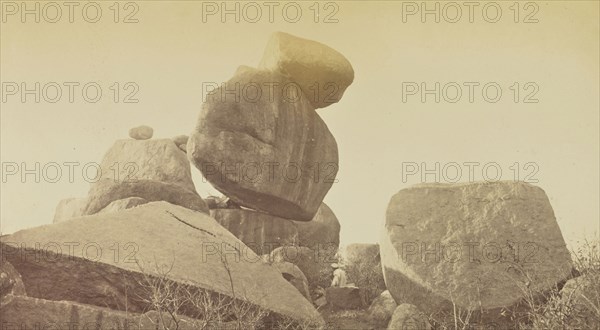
[381, 182, 573, 319]
[211, 208, 298, 255]
[53, 197, 87, 223]
[1, 202, 323, 325]
[0, 261, 26, 308]
[295, 203, 340, 250]
[188, 66, 338, 221]
[273, 261, 311, 302]
[83, 139, 208, 215]
[129, 125, 153, 140]
[388, 304, 432, 330]
[325, 287, 366, 310]
[368, 290, 397, 326]
[269, 246, 333, 289]
[259, 32, 354, 109]
[98, 197, 148, 214]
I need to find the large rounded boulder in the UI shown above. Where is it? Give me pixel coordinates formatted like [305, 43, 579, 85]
[381, 181, 573, 325]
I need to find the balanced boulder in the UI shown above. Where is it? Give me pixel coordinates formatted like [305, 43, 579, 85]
[188, 66, 338, 221]
[381, 182, 573, 323]
[259, 32, 354, 109]
[128, 125, 153, 140]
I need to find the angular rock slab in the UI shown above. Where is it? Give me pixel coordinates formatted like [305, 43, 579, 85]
[259, 32, 354, 109]
[381, 182, 573, 317]
[188, 67, 338, 221]
[53, 197, 87, 223]
[0, 202, 323, 326]
[83, 139, 208, 215]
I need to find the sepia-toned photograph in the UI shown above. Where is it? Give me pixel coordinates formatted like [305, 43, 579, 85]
[0, 1, 598, 329]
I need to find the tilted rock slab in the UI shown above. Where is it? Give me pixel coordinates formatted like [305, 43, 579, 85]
[259, 32, 354, 109]
[381, 182, 573, 321]
[0, 202, 323, 326]
[188, 67, 338, 221]
[83, 139, 208, 215]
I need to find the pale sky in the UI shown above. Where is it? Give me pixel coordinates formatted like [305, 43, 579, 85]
[1, 1, 598, 249]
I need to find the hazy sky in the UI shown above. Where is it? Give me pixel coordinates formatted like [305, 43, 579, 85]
[1, 1, 598, 249]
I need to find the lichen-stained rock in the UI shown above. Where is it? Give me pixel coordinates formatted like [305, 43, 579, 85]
[381, 181, 573, 322]
[188, 67, 338, 221]
[295, 203, 340, 250]
[83, 139, 208, 215]
[53, 197, 87, 223]
[259, 32, 354, 109]
[97, 197, 148, 214]
[210, 208, 298, 255]
[0, 202, 323, 326]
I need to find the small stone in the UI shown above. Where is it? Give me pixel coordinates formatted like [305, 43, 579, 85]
[128, 125, 153, 140]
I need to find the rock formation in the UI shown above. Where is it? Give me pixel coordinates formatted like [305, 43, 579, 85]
[381, 181, 574, 325]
